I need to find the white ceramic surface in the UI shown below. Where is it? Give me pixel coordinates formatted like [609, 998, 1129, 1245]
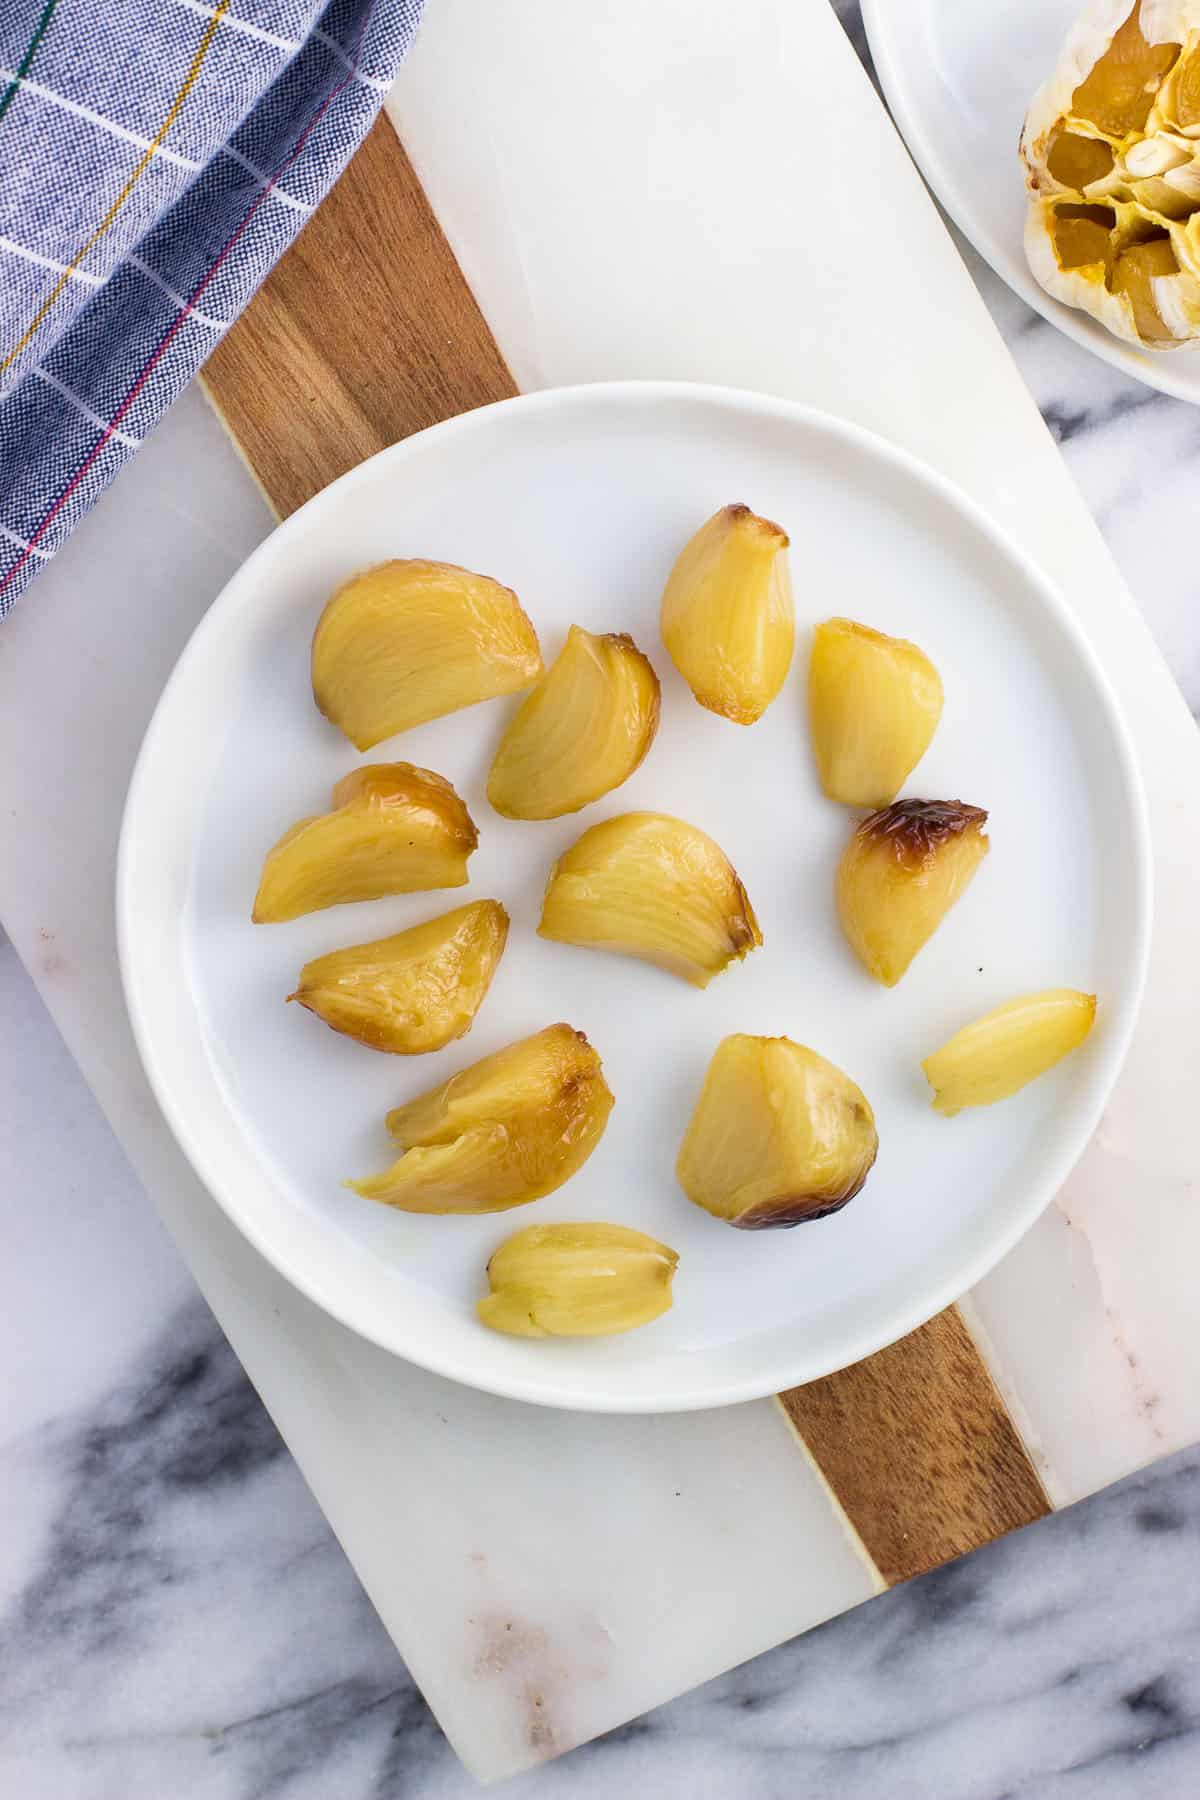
[118, 382, 1149, 1413]
[861, 0, 1200, 405]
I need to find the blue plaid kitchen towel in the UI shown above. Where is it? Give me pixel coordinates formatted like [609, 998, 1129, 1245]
[0, 0, 424, 613]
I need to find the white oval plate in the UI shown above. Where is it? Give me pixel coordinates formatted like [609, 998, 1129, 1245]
[118, 382, 1150, 1413]
[861, 0, 1200, 404]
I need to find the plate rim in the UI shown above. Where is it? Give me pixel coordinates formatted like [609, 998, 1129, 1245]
[117, 378, 1153, 1412]
[860, 0, 1200, 406]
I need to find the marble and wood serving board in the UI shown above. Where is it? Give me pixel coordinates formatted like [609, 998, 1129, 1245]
[3, 0, 1199, 1781]
[202, 106, 1054, 1589]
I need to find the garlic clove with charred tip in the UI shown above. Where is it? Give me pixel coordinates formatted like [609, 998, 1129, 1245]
[252, 763, 477, 923]
[347, 1024, 614, 1214]
[660, 503, 794, 724]
[477, 1223, 679, 1338]
[289, 899, 508, 1054]
[487, 625, 660, 820]
[836, 799, 989, 987]
[538, 810, 762, 987]
[923, 989, 1097, 1116]
[808, 618, 943, 808]
[677, 1034, 878, 1229]
[312, 559, 543, 751]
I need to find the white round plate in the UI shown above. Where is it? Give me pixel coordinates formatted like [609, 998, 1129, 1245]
[861, 0, 1200, 404]
[118, 382, 1150, 1413]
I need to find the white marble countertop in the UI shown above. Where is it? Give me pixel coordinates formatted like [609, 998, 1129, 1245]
[3, 5, 1200, 1794]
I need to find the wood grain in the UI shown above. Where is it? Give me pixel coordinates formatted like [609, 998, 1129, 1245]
[202, 115, 517, 519]
[201, 112, 1053, 1588]
[779, 1308, 1051, 1585]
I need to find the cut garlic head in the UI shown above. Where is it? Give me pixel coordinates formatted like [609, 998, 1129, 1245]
[538, 811, 762, 987]
[677, 1034, 878, 1229]
[478, 1223, 678, 1338]
[289, 899, 508, 1054]
[312, 560, 543, 750]
[347, 1024, 613, 1214]
[923, 990, 1098, 1116]
[836, 799, 989, 987]
[487, 625, 660, 820]
[660, 503, 794, 724]
[252, 764, 477, 923]
[808, 618, 943, 808]
[1022, 3, 1200, 348]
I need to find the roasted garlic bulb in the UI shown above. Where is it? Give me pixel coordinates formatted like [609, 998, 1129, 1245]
[660, 503, 794, 724]
[1022, 3, 1200, 347]
[347, 1024, 613, 1214]
[923, 989, 1098, 1116]
[477, 1223, 679, 1337]
[538, 811, 762, 987]
[836, 799, 989, 987]
[289, 900, 508, 1054]
[808, 618, 943, 807]
[487, 625, 660, 820]
[253, 764, 477, 923]
[677, 1034, 878, 1229]
[312, 559, 543, 750]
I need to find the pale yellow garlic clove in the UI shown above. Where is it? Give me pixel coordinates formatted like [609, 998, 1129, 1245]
[312, 559, 543, 751]
[538, 811, 761, 988]
[289, 899, 508, 1054]
[922, 989, 1098, 1116]
[1123, 134, 1190, 176]
[477, 1223, 678, 1337]
[808, 618, 943, 808]
[253, 763, 477, 923]
[836, 799, 989, 987]
[347, 1024, 614, 1214]
[660, 503, 794, 725]
[1110, 234, 1182, 337]
[487, 625, 660, 820]
[677, 1034, 877, 1230]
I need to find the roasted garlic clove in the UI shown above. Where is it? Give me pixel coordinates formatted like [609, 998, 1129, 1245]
[538, 810, 761, 988]
[660, 504, 794, 725]
[677, 1034, 877, 1229]
[252, 763, 477, 923]
[1109, 235, 1183, 339]
[836, 799, 989, 987]
[1045, 128, 1116, 190]
[312, 559, 543, 751]
[347, 1024, 614, 1214]
[289, 899, 508, 1054]
[487, 625, 661, 820]
[1160, 37, 1200, 132]
[923, 989, 1097, 1117]
[808, 618, 944, 807]
[1068, 4, 1179, 136]
[477, 1222, 679, 1337]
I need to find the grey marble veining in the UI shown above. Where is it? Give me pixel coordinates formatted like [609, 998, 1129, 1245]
[4, 6, 1200, 1796]
[965, 249, 1200, 719]
[4, 1069, 1200, 1800]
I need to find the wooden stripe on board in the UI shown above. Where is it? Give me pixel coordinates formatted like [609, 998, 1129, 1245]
[779, 1309, 1050, 1585]
[200, 109, 1052, 1586]
[202, 115, 517, 520]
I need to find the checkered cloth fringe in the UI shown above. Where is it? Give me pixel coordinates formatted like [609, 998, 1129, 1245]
[0, 0, 424, 613]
